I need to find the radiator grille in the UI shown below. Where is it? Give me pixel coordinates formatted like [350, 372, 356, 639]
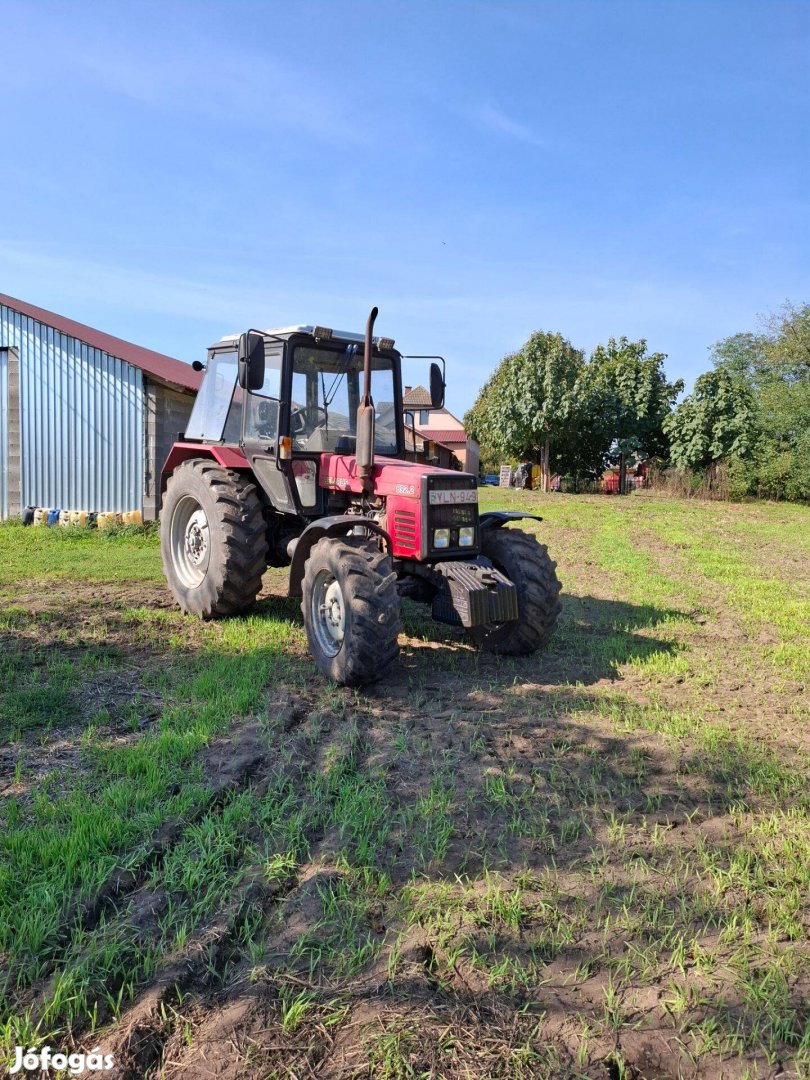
[425, 473, 479, 549]
[393, 509, 418, 550]
[428, 474, 477, 491]
[429, 503, 477, 528]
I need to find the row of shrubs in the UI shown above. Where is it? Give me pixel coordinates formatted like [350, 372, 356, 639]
[647, 458, 809, 504]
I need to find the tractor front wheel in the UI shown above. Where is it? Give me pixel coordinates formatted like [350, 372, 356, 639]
[161, 458, 268, 618]
[469, 527, 561, 655]
[301, 537, 400, 686]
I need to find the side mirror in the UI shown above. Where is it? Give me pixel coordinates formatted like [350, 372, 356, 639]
[238, 331, 265, 391]
[429, 362, 445, 409]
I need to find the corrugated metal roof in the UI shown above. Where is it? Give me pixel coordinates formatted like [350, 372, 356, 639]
[0, 293, 201, 392]
[417, 427, 469, 443]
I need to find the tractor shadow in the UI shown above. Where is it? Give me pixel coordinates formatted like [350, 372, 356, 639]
[397, 592, 692, 689]
[252, 592, 303, 623]
[250, 572, 691, 692]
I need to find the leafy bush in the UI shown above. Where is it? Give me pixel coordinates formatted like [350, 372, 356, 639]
[662, 301, 810, 504]
[727, 457, 754, 500]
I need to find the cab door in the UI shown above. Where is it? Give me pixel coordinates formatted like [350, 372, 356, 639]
[239, 344, 301, 516]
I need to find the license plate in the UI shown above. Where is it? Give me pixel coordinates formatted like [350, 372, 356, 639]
[428, 489, 478, 505]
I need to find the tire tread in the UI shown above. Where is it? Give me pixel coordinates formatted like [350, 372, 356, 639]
[470, 527, 562, 655]
[161, 459, 269, 618]
[301, 537, 401, 686]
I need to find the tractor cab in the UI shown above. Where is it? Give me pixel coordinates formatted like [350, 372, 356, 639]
[182, 325, 415, 519]
[160, 308, 561, 686]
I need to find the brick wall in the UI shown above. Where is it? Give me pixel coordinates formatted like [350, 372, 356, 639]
[144, 380, 196, 521]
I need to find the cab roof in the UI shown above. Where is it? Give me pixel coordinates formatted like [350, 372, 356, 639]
[215, 325, 395, 349]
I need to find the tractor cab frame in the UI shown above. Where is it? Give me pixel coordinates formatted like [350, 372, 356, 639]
[177, 326, 410, 521]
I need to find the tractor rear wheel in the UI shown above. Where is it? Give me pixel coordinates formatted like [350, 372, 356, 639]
[469, 527, 561, 655]
[301, 537, 400, 686]
[161, 458, 268, 618]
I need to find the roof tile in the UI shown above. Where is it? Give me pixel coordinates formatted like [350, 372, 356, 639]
[403, 385, 432, 407]
[417, 428, 469, 444]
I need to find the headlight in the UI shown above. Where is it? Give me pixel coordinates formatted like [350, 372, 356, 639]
[459, 527, 475, 547]
[433, 528, 450, 549]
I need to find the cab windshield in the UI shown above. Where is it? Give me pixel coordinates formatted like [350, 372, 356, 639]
[291, 344, 399, 455]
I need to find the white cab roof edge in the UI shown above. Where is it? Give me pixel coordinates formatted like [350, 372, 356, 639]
[216, 326, 390, 347]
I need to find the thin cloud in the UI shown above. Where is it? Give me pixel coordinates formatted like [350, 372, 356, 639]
[0, 6, 368, 148]
[0, 242, 373, 334]
[1, 243, 279, 328]
[76, 47, 369, 146]
[0, 241, 779, 413]
[476, 103, 546, 147]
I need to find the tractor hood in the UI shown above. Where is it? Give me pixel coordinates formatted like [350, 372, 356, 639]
[319, 453, 476, 499]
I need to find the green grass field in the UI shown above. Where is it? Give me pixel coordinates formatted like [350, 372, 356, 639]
[1, 491, 809, 1079]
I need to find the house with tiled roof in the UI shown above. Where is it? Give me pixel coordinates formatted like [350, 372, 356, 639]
[402, 385, 479, 475]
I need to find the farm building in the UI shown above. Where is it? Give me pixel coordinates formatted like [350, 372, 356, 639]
[403, 385, 480, 474]
[0, 294, 200, 521]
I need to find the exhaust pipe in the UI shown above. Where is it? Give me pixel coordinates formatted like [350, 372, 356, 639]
[356, 306, 378, 489]
[362, 305, 377, 406]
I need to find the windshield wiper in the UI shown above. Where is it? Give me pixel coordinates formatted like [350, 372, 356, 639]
[320, 344, 360, 431]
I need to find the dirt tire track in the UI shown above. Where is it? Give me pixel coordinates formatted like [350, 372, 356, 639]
[89, 698, 364, 1078]
[11, 721, 274, 1024]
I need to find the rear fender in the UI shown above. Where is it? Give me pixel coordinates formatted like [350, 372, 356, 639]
[161, 443, 250, 492]
[288, 515, 393, 597]
[479, 511, 543, 529]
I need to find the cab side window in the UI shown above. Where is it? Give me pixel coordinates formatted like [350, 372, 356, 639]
[223, 385, 243, 442]
[245, 395, 279, 442]
[242, 347, 283, 446]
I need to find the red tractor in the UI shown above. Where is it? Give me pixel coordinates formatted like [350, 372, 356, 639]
[160, 309, 561, 685]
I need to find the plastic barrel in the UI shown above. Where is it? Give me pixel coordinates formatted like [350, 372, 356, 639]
[47, 509, 61, 526]
[33, 508, 45, 526]
[22, 507, 35, 526]
[59, 511, 70, 527]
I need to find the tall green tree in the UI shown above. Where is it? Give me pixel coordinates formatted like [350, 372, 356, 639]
[464, 331, 584, 489]
[663, 369, 756, 471]
[709, 331, 769, 385]
[708, 303, 810, 500]
[584, 338, 683, 488]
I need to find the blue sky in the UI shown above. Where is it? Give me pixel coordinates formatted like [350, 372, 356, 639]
[1, 0, 808, 417]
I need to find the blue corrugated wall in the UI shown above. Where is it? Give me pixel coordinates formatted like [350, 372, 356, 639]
[0, 303, 144, 517]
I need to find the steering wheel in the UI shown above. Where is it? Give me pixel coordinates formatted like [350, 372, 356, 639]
[291, 406, 328, 435]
